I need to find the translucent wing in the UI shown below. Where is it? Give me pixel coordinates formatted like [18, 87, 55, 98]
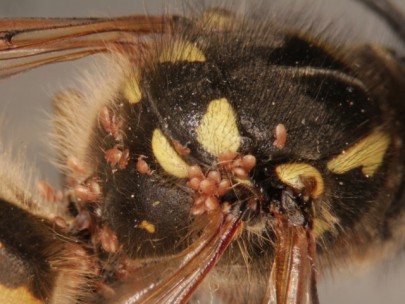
[263, 218, 319, 304]
[0, 15, 174, 78]
[109, 211, 244, 304]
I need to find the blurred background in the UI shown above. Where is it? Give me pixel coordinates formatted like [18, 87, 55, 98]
[0, 0, 404, 303]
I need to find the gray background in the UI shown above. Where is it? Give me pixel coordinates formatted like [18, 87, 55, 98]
[0, 0, 405, 303]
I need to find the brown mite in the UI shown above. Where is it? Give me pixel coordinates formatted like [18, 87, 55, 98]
[99, 106, 122, 140]
[273, 123, 287, 149]
[37, 180, 64, 203]
[74, 178, 101, 202]
[105, 145, 130, 169]
[136, 155, 153, 175]
[172, 139, 191, 156]
[118, 148, 130, 169]
[98, 225, 121, 253]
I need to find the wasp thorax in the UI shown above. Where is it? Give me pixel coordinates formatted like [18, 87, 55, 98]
[1, 2, 405, 303]
[67, 18, 398, 269]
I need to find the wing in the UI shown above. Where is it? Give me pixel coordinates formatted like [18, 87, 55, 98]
[263, 216, 319, 304]
[0, 15, 175, 78]
[109, 210, 244, 304]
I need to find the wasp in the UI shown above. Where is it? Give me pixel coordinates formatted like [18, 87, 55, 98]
[0, 0, 404, 303]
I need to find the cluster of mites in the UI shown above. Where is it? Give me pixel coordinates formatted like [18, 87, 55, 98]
[39, 106, 128, 260]
[38, 106, 288, 298]
[98, 106, 261, 216]
[45, 106, 288, 248]
[187, 152, 257, 215]
[189, 123, 286, 214]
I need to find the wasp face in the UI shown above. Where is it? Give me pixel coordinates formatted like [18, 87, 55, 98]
[0, 1, 404, 303]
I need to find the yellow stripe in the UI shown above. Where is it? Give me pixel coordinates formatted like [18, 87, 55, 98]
[275, 163, 324, 198]
[313, 219, 330, 237]
[198, 8, 238, 31]
[196, 98, 241, 157]
[327, 130, 390, 177]
[0, 285, 43, 304]
[159, 40, 206, 63]
[123, 70, 142, 104]
[152, 129, 189, 178]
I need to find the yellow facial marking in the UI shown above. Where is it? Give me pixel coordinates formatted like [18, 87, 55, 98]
[327, 130, 390, 177]
[0, 285, 43, 304]
[152, 129, 189, 178]
[196, 98, 241, 157]
[123, 70, 142, 104]
[159, 40, 206, 63]
[275, 163, 324, 198]
[139, 220, 156, 234]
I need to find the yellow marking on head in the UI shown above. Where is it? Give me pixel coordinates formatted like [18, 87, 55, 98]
[123, 70, 142, 104]
[139, 220, 156, 234]
[159, 40, 206, 63]
[196, 98, 241, 157]
[152, 129, 189, 178]
[0, 285, 43, 304]
[327, 130, 390, 177]
[275, 163, 324, 198]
